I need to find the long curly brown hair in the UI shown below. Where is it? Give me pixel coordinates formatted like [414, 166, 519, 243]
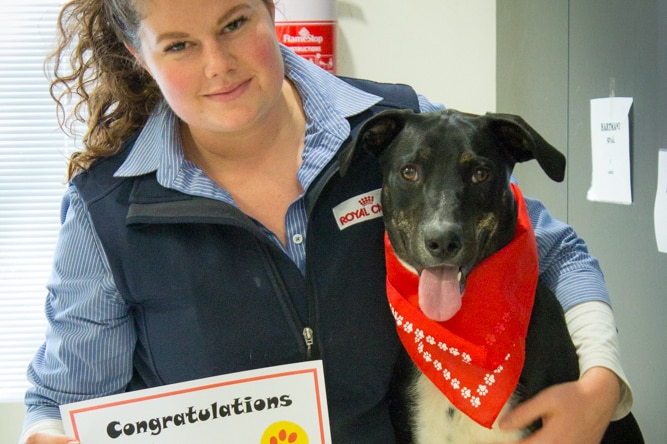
[47, 0, 162, 180]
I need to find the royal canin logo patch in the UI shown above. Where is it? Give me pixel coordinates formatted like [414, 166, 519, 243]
[332, 189, 383, 230]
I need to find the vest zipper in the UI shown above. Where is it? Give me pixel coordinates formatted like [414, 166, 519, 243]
[303, 327, 314, 360]
[259, 241, 317, 361]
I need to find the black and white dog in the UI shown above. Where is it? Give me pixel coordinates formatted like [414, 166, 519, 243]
[339, 109, 643, 443]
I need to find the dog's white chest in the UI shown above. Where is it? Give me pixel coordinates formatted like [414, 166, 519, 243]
[411, 373, 525, 443]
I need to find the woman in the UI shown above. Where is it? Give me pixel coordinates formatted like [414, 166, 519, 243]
[21, 0, 632, 443]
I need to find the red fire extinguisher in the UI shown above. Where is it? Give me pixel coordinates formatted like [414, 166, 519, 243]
[275, 0, 336, 73]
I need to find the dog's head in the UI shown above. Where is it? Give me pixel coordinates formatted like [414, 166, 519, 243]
[339, 109, 565, 320]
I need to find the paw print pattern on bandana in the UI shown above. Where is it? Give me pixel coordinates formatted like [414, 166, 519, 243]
[390, 301, 513, 413]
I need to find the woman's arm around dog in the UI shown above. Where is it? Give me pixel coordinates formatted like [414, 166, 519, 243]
[499, 366, 620, 444]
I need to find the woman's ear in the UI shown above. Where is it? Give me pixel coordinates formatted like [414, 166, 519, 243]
[124, 43, 152, 76]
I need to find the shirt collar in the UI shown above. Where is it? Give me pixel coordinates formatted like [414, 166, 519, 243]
[280, 45, 382, 138]
[114, 44, 382, 181]
[113, 100, 183, 182]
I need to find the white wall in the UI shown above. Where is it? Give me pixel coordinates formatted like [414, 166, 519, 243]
[0, 3, 497, 444]
[335, 0, 496, 113]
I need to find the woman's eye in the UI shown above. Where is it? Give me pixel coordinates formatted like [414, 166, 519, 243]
[401, 165, 419, 182]
[164, 41, 188, 53]
[224, 16, 249, 33]
[472, 168, 490, 183]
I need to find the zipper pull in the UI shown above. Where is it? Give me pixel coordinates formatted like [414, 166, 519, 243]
[302, 327, 314, 360]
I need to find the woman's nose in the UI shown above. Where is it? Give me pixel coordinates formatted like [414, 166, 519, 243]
[203, 41, 235, 78]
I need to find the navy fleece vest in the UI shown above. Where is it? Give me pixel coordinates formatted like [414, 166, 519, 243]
[73, 78, 420, 443]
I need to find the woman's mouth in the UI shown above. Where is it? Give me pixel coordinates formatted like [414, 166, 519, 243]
[204, 79, 251, 102]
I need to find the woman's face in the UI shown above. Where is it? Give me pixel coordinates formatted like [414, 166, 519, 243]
[130, 0, 284, 135]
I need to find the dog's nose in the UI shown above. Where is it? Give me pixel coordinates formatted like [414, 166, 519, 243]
[424, 224, 463, 259]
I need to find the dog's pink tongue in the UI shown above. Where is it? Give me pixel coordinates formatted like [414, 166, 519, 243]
[418, 266, 462, 321]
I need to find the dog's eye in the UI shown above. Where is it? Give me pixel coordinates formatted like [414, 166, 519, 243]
[472, 168, 489, 183]
[401, 165, 419, 181]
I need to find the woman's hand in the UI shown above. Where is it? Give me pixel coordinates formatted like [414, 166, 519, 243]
[22, 433, 78, 444]
[499, 367, 620, 444]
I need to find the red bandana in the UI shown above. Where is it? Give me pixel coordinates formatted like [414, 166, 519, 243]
[385, 184, 538, 429]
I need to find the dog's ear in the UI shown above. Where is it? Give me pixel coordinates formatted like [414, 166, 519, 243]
[338, 109, 412, 176]
[484, 113, 566, 182]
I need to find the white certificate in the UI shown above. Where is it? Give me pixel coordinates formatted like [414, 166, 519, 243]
[60, 361, 331, 444]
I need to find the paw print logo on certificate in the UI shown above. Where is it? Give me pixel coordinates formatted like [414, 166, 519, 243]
[261, 420, 309, 443]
